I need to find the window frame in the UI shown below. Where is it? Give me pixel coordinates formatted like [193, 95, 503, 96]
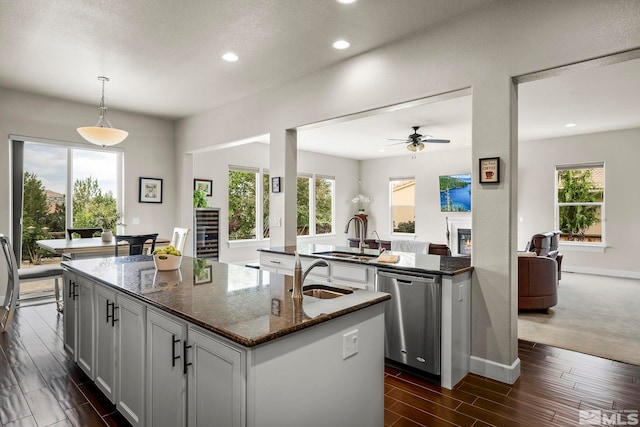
[389, 176, 416, 236]
[555, 162, 605, 251]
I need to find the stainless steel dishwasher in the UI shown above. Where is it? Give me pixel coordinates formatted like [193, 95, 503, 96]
[377, 269, 441, 375]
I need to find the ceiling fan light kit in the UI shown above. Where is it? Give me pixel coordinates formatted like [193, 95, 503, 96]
[387, 125, 450, 152]
[77, 76, 128, 147]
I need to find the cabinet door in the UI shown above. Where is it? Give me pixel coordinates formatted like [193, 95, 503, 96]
[116, 294, 146, 427]
[187, 327, 244, 427]
[147, 309, 187, 427]
[62, 271, 77, 359]
[94, 284, 117, 402]
[76, 276, 95, 378]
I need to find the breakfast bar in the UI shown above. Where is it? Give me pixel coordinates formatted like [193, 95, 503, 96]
[61, 255, 390, 427]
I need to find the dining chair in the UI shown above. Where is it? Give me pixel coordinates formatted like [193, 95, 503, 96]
[1, 233, 64, 332]
[114, 233, 158, 256]
[169, 227, 190, 253]
[66, 228, 102, 239]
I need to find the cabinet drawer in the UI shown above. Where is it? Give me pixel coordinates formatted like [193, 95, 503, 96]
[259, 253, 295, 274]
[332, 263, 369, 284]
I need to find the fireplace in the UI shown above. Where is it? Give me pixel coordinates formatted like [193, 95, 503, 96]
[457, 228, 472, 256]
[447, 217, 471, 256]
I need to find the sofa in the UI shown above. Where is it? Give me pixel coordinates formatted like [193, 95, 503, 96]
[347, 238, 451, 255]
[518, 252, 558, 312]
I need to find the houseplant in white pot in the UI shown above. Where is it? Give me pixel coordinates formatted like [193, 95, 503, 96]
[94, 212, 124, 242]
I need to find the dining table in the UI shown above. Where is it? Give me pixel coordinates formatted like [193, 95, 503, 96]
[37, 236, 170, 258]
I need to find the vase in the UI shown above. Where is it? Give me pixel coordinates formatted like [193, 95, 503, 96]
[101, 230, 113, 242]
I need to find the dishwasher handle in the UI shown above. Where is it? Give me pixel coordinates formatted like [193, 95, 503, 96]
[377, 269, 437, 283]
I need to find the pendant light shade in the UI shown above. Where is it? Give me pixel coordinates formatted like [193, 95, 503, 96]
[77, 76, 128, 146]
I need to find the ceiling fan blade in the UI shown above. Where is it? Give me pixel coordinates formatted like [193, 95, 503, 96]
[423, 138, 450, 143]
[386, 141, 408, 146]
[387, 138, 409, 141]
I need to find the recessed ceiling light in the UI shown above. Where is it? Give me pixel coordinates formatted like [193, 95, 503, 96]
[378, 149, 385, 153]
[332, 40, 351, 50]
[222, 52, 239, 62]
[565, 123, 577, 128]
[337, 0, 357, 3]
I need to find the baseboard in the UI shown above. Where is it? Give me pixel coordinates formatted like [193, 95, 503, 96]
[563, 266, 640, 280]
[470, 356, 521, 384]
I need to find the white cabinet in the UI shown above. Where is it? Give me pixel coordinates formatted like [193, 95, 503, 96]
[146, 309, 188, 427]
[187, 327, 244, 427]
[146, 309, 245, 427]
[76, 275, 94, 378]
[116, 294, 146, 427]
[62, 271, 77, 358]
[259, 252, 375, 290]
[259, 252, 295, 274]
[94, 284, 146, 427]
[94, 284, 117, 401]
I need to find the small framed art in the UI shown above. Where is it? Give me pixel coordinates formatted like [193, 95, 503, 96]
[194, 179, 213, 196]
[479, 157, 500, 184]
[139, 177, 163, 203]
[271, 177, 281, 193]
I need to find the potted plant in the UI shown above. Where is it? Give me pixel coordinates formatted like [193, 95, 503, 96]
[94, 212, 125, 242]
[194, 189, 208, 208]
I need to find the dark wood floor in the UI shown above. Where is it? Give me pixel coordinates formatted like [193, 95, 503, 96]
[2, 303, 639, 427]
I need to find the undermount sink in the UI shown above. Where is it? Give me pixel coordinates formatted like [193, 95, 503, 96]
[312, 251, 378, 260]
[299, 284, 354, 299]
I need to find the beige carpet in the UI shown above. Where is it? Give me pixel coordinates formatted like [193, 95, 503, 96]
[518, 272, 640, 366]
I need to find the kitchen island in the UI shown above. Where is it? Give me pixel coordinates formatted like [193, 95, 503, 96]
[61, 255, 390, 427]
[260, 243, 473, 389]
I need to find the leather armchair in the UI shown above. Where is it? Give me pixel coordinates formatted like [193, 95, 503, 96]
[518, 254, 558, 312]
[526, 231, 563, 280]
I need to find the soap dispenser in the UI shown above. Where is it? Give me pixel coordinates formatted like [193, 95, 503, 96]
[292, 251, 303, 300]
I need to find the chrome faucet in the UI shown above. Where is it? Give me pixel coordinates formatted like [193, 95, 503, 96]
[372, 230, 385, 254]
[292, 253, 329, 300]
[344, 215, 367, 254]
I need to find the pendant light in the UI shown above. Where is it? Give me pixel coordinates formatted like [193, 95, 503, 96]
[77, 76, 128, 146]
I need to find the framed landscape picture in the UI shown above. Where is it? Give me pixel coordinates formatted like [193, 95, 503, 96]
[139, 177, 163, 203]
[194, 179, 213, 196]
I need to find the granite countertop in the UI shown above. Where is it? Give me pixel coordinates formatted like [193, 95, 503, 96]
[260, 243, 473, 276]
[61, 255, 390, 348]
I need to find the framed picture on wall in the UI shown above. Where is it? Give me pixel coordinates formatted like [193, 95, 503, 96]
[139, 177, 163, 203]
[194, 179, 213, 196]
[479, 157, 500, 184]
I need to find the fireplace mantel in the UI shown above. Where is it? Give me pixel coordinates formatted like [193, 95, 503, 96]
[447, 217, 471, 256]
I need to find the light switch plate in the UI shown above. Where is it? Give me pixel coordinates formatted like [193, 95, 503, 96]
[343, 329, 358, 359]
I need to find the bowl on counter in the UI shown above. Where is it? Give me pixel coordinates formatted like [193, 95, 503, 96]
[153, 253, 182, 271]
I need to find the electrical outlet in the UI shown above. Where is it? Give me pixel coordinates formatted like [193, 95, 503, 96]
[343, 329, 358, 359]
[132, 217, 140, 225]
[459, 284, 464, 301]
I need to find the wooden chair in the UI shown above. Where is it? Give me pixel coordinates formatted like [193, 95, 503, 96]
[66, 228, 102, 239]
[1, 234, 64, 332]
[114, 234, 158, 256]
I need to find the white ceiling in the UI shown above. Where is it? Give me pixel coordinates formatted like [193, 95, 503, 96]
[0, 0, 497, 119]
[1, 1, 639, 160]
[298, 57, 640, 160]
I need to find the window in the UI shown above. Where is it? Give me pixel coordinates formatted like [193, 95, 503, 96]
[315, 176, 334, 235]
[556, 163, 604, 243]
[263, 171, 270, 238]
[390, 178, 416, 234]
[297, 175, 311, 236]
[228, 167, 258, 240]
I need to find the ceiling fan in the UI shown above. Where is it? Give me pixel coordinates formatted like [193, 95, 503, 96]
[388, 126, 450, 152]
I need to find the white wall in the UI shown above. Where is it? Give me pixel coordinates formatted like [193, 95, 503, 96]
[519, 127, 640, 278]
[193, 142, 359, 263]
[0, 87, 177, 241]
[360, 148, 472, 244]
[176, 0, 640, 381]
